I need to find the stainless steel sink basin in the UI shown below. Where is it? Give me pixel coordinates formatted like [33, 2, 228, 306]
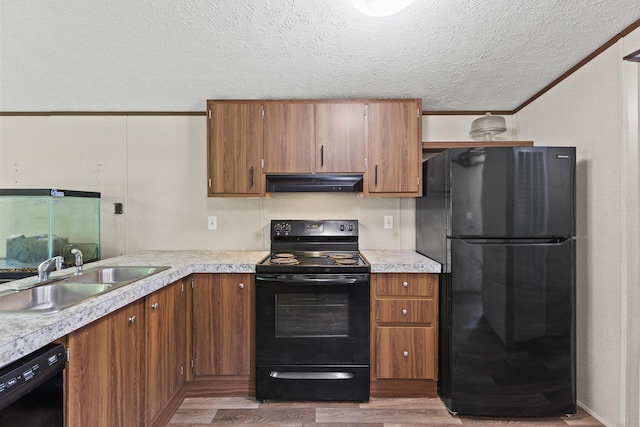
[0, 283, 114, 312]
[61, 266, 170, 284]
[0, 266, 170, 313]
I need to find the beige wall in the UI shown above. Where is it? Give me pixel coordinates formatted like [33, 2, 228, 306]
[515, 27, 640, 427]
[422, 114, 517, 142]
[0, 115, 416, 257]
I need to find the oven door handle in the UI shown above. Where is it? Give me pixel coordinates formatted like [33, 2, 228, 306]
[269, 371, 355, 380]
[256, 274, 369, 285]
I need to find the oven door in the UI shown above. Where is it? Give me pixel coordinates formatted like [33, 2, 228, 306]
[255, 273, 370, 365]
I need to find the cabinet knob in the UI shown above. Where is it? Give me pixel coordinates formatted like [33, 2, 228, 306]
[128, 315, 137, 324]
[403, 351, 409, 358]
[402, 281, 409, 288]
[151, 303, 159, 309]
[402, 309, 408, 315]
[238, 283, 245, 289]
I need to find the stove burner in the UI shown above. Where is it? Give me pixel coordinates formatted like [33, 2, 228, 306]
[334, 258, 359, 265]
[270, 255, 299, 265]
[327, 253, 355, 260]
[273, 253, 296, 258]
[327, 253, 359, 265]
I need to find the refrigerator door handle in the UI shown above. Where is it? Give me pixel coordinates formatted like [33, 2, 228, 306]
[455, 237, 571, 245]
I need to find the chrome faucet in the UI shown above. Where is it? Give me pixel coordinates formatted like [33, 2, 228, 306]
[71, 248, 84, 275]
[37, 256, 64, 282]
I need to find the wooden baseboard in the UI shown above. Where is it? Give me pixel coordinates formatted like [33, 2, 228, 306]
[370, 379, 437, 398]
[183, 378, 435, 399]
[186, 379, 255, 398]
[148, 386, 186, 427]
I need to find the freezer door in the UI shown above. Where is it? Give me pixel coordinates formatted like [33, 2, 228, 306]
[443, 238, 576, 417]
[449, 147, 575, 238]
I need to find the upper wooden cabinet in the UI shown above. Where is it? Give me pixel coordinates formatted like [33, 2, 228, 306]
[262, 102, 315, 173]
[207, 101, 263, 196]
[366, 99, 422, 196]
[262, 101, 367, 174]
[315, 102, 366, 173]
[206, 98, 421, 197]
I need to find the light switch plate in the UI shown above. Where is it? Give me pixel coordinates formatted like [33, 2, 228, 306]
[384, 215, 393, 229]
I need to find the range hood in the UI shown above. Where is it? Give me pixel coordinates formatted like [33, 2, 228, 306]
[265, 174, 363, 193]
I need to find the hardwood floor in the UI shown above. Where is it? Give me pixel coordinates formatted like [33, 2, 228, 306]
[166, 397, 603, 426]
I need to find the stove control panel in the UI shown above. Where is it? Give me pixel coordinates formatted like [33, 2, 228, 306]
[272, 222, 293, 234]
[271, 220, 358, 237]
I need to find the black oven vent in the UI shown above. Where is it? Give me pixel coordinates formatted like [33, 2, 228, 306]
[265, 174, 363, 193]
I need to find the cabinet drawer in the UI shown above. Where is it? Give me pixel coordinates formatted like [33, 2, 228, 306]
[375, 299, 434, 324]
[375, 274, 436, 297]
[376, 327, 436, 379]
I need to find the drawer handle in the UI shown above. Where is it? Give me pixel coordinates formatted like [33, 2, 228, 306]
[238, 283, 245, 289]
[402, 309, 408, 315]
[129, 315, 136, 324]
[403, 351, 409, 358]
[402, 281, 409, 288]
[151, 303, 159, 309]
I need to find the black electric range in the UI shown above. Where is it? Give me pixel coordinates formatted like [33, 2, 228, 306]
[255, 219, 371, 402]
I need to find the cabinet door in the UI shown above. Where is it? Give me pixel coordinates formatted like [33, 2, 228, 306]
[263, 102, 315, 173]
[207, 101, 263, 195]
[191, 274, 253, 376]
[67, 300, 145, 427]
[367, 100, 422, 195]
[315, 103, 366, 173]
[146, 279, 187, 424]
[376, 326, 436, 379]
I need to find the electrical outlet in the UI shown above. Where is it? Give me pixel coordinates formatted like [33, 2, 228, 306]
[207, 216, 217, 230]
[384, 215, 393, 229]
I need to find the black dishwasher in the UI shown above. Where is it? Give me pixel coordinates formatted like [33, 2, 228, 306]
[0, 343, 66, 427]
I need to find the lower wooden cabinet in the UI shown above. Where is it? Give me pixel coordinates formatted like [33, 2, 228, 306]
[145, 278, 188, 425]
[189, 273, 254, 395]
[370, 273, 438, 397]
[67, 299, 145, 427]
[376, 326, 436, 379]
[65, 271, 438, 420]
[66, 278, 188, 427]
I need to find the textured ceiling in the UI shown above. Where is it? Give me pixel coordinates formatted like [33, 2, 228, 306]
[1, 0, 640, 112]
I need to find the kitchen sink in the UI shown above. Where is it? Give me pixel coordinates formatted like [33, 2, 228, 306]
[0, 283, 114, 312]
[0, 266, 170, 313]
[61, 266, 170, 285]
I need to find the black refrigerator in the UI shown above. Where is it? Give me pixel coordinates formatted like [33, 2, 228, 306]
[416, 146, 576, 417]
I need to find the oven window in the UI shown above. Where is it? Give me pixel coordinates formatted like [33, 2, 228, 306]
[276, 293, 349, 337]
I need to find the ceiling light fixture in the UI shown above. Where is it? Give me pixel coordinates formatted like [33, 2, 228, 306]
[349, 0, 415, 17]
[623, 48, 640, 62]
[470, 113, 507, 141]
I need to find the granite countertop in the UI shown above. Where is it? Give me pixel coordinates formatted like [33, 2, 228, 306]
[0, 250, 269, 367]
[0, 249, 440, 367]
[360, 250, 441, 273]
